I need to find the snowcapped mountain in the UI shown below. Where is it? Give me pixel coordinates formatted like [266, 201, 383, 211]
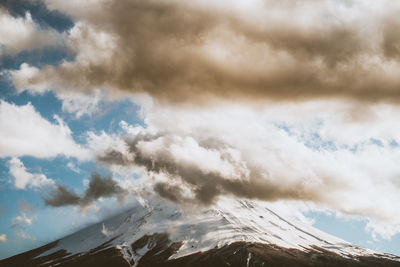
[1, 197, 400, 267]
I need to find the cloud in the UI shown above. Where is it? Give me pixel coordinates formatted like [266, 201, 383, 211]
[100, 133, 326, 205]
[11, 200, 36, 229]
[0, 234, 7, 243]
[43, 173, 125, 207]
[81, 173, 125, 205]
[9, 199, 38, 242]
[0, 8, 62, 55]
[42, 185, 81, 207]
[8, 157, 55, 190]
[6, 0, 400, 104]
[67, 161, 80, 174]
[92, 101, 400, 239]
[57, 89, 102, 119]
[11, 214, 34, 229]
[0, 100, 91, 160]
[101, 223, 112, 237]
[153, 182, 185, 204]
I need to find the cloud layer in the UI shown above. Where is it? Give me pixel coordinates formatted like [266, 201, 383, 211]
[92, 101, 400, 239]
[8, 0, 400, 103]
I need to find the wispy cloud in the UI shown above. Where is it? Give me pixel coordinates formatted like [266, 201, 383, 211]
[11, 214, 34, 229]
[67, 161, 80, 174]
[16, 230, 36, 241]
[11, 200, 36, 230]
[101, 223, 112, 237]
[0, 234, 7, 243]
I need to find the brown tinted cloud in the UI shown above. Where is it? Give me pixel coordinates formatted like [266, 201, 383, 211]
[13, 0, 400, 104]
[43, 173, 125, 207]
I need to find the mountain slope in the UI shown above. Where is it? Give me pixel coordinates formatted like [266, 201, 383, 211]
[1, 197, 399, 267]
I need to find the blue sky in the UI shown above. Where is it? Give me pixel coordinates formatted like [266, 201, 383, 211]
[2, 0, 400, 260]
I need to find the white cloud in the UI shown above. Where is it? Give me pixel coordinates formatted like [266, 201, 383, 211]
[67, 161, 80, 174]
[0, 100, 91, 160]
[0, 234, 7, 243]
[366, 220, 400, 241]
[101, 223, 112, 237]
[0, 9, 61, 55]
[8, 157, 55, 190]
[12, 213, 34, 227]
[10, 63, 50, 95]
[10, 200, 37, 239]
[86, 130, 129, 159]
[58, 90, 102, 119]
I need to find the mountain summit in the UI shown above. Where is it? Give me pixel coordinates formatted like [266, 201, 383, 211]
[1, 198, 399, 267]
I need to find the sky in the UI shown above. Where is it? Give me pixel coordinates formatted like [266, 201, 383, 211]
[1, 0, 400, 259]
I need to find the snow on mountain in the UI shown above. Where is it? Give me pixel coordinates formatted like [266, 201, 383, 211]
[35, 197, 397, 265]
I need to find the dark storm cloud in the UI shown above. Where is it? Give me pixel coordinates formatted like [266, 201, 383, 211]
[98, 150, 132, 166]
[43, 173, 125, 207]
[153, 183, 185, 203]
[43, 185, 81, 207]
[80, 173, 125, 205]
[15, 0, 400, 104]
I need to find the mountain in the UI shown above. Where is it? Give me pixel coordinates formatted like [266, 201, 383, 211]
[1, 197, 400, 267]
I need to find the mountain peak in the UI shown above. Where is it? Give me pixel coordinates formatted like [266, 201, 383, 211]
[1, 197, 399, 267]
